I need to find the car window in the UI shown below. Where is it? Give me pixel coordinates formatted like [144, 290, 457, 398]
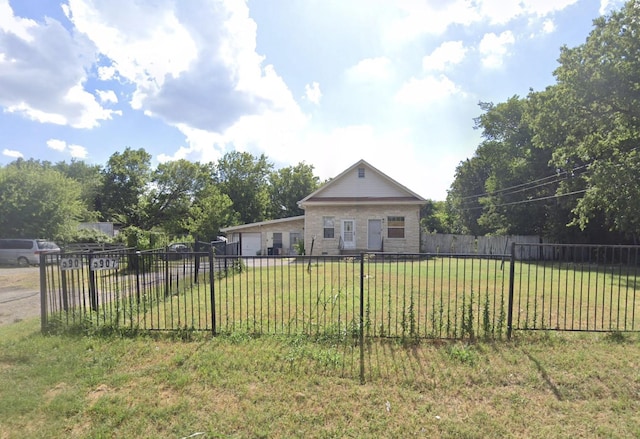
[37, 241, 60, 250]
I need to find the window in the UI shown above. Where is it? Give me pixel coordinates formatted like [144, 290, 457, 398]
[387, 216, 405, 238]
[323, 216, 335, 238]
[358, 167, 365, 178]
[272, 232, 283, 249]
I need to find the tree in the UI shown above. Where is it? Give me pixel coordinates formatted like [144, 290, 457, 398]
[420, 200, 450, 234]
[0, 160, 85, 239]
[54, 159, 103, 221]
[183, 183, 238, 240]
[99, 148, 152, 227]
[268, 162, 320, 219]
[474, 98, 555, 236]
[539, 0, 640, 240]
[216, 152, 273, 224]
[143, 159, 214, 234]
[446, 156, 491, 235]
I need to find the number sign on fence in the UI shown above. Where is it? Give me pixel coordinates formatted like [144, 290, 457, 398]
[60, 256, 83, 271]
[90, 257, 119, 271]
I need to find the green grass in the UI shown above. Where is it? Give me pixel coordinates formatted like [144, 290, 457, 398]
[1, 318, 640, 438]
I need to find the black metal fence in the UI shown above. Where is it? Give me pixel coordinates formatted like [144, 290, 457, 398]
[40, 243, 640, 339]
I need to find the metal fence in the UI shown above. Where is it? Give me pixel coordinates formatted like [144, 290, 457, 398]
[40, 243, 640, 339]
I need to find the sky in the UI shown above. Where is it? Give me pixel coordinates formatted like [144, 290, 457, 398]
[0, 0, 627, 201]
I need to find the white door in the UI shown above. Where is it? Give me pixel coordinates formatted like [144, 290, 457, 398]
[241, 233, 261, 256]
[368, 219, 382, 251]
[341, 219, 356, 249]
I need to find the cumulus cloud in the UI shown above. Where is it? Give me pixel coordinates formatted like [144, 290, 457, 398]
[46, 139, 66, 151]
[64, 0, 297, 137]
[386, 0, 581, 44]
[46, 138, 88, 158]
[479, 31, 515, 68]
[0, 1, 118, 128]
[96, 89, 118, 104]
[422, 41, 467, 72]
[304, 82, 322, 105]
[541, 19, 556, 34]
[346, 57, 393, 82]
[599, 0, 626, 15]
[386, 1, 479, 43]
[68, 143, 89, 158]
[395, 75, 463, 105]
[2, 148, 23, 159]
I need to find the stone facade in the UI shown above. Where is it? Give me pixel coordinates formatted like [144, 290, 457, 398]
[303, 204, 421, 256]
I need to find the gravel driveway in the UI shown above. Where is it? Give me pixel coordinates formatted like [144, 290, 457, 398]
[0, 267, 41, 326]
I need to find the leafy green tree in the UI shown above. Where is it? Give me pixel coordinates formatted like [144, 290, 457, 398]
[541, 0, 640, 240]
[420, 200, 450, 234]
[446, 156, 490, 235]
[216, 152, 273, 224]
[99, 147, 152, 227]
[0, 160, 85, 239]
[268, 162, 320, 219]
[143, 159, 214, 234]
[54, 159, 103, 221]
[474, 98, 555, 236]
[183, 183, 238, 240]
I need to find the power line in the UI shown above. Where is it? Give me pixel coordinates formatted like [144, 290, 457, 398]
[458, 189, 588, 212]
[456, 164, 590, 208]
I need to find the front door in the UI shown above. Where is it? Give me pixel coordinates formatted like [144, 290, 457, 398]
[341, 219, 356, 249]
[368, 219, 382, 251]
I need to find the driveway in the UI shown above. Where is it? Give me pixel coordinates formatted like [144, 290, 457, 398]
[0, 266, 40, 326]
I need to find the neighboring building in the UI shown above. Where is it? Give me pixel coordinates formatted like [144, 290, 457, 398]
[221, 216, 304, 256]
[221, 159, 426, 256]
[78, 222, 117, 237]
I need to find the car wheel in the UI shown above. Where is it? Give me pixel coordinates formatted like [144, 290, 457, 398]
[17, 257, 30, 267]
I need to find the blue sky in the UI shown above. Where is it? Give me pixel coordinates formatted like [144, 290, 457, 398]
[0, 0, 626, 200]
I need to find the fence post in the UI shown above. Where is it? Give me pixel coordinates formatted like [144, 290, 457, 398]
[507, 242, 516, 340]
[39, 253, 47, 333]
[359, 252, 365, 384]
[89, 253, 98, 311]
[209, 246, 216, 335]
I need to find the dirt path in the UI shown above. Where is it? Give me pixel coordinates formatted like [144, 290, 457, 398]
[0, 267, 41, 326]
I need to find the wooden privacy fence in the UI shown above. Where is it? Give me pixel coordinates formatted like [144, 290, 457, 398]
[421, 234, 546, 259]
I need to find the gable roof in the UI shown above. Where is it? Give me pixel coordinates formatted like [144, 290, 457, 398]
[298, 159, 426, 207]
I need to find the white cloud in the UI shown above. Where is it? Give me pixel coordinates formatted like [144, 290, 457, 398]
[96, 89, 118, 104]
[2, 148, 23, 159]
[541, 19, 556, 34]
[64, 0, 198, 100]
[386, 1, 479, 43]
[46, 138, 88, 158]
[346, 57, 393, 82]
[46, 139, 66, 151]
[97, 65, 117, 81]
[304, 82, 322, 105]
[476, 0, 524, 25]
[385, 0, 581, 45]
[0, 2, 118, 128]
[0, 0, 37, 42]
[422, 41, 467, 72]
[479, 31, 515, 68]
[395, 75, 462, 105]
[66, 0, 298, 139]
[68, 143, 88, 158]
[599, 0, 626, 15]
[521, 0, 580, 16]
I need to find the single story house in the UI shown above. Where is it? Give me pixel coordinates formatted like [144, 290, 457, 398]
[221, 159, 426, 256]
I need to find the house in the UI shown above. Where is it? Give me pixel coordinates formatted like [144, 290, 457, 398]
[221, 159, 426, 256]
